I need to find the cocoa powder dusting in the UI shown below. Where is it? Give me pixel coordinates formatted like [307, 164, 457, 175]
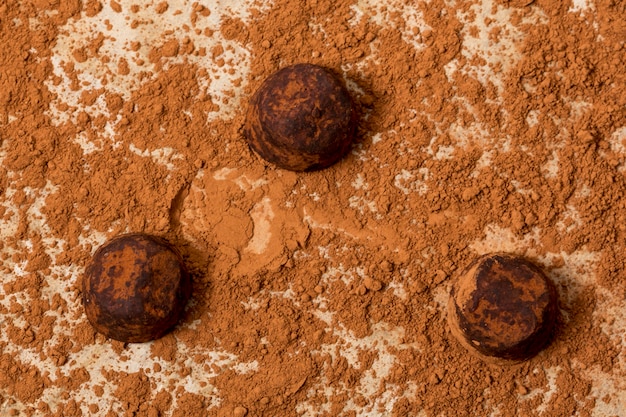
[1, 0, 625, 416]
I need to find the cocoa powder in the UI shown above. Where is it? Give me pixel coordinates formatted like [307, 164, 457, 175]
[0, 0, 625, 416]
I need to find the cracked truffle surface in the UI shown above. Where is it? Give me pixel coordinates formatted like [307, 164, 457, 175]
[244, 63, 357, 171]
[447, 253, 558, 362]
[82, 233, 191, 343]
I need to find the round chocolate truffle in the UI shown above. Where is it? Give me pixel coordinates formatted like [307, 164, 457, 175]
[243, 63, 357, 171]
[447, 253, 558, 362]
[82, 233, 192, 343]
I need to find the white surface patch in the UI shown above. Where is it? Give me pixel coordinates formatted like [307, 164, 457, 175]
[245, 197, 275, 254]
[349, 195, 378, 215]
[394, 168, 429, 195]
[431, 285, 450, 311]
[351, 173, 369, 190]
[606, 126, 626, 172]
[387, 280, 408, 301]
[542, 150, 560, 178]
[609, 126, 626, 153]
[129, 144, 184, 170]
[569, 0, 595, 13]
[526, 110, 540, 127]
[213, 167, 269, 191]
[556, 204, 583, 233]
[73, 131, 102, 154]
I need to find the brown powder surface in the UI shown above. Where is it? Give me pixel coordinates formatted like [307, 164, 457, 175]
[1, 0, 625, 416]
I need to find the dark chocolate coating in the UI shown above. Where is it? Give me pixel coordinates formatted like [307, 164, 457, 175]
[447, 253, 558, 362]
[243, 63, 357, 171]
[82, 233, 191, 343]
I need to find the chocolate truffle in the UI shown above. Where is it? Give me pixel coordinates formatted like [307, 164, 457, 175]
[243, 63, 357, 171]
[82, 233, 191, 343]
[447, 253, 558, 362]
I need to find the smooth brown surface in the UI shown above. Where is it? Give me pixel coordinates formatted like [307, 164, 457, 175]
[82, 233, 192, 343]
[447, 253, 558, 362]
[244, 63, 357, 171]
